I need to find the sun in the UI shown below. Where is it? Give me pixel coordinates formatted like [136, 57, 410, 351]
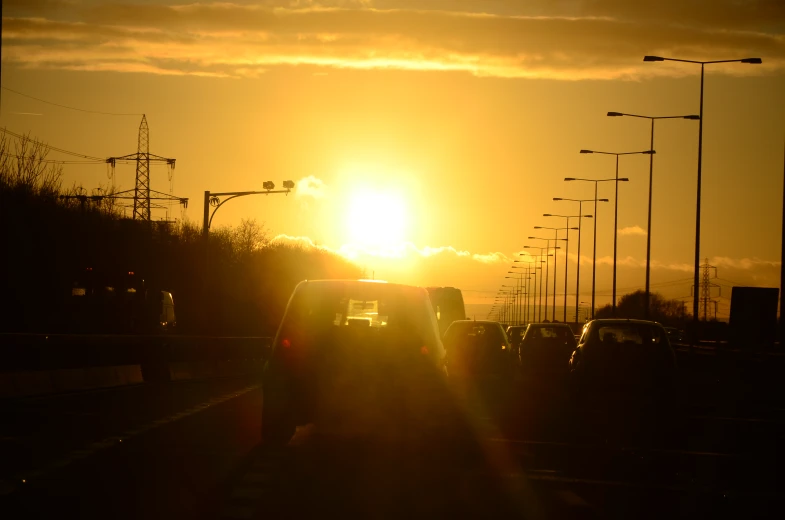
[345, 189, 409, 249]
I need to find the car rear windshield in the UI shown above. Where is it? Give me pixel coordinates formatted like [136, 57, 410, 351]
[444, 323, 506, 348]
[526, 326, 574, 341]
[280, 282, 439, 346]
[595, 324, 665, 346]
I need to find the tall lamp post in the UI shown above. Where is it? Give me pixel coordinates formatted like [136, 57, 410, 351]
[544, 214, 593, 323]
[607, 112, 700, 318]
[526, 244, 559, 321]
[553, 198, 608, 322]
[521, 251, 549, 322]
[534, 227, 575, 322]
[515, 259, 540, 324]
[564, 177, 619, 318]
[579, 149, 653, 316]
[643, 55, 762, 325]
[512, 263, 536, 324]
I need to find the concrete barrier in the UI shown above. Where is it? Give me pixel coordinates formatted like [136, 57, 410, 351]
[0, 334, 270, 396]
[0, 365, 144, 398]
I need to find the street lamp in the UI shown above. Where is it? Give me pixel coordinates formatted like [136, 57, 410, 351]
[607, 112, 700, 319]
[534, 227, 575, 322]
[526, 242, 559, 321]
[514, 259, 540, 324]
[564, 177, 619, 319]
[510, 266, 536, 325]
[643, 55, 762, 325]
[579, 149, 653, 316]
[553, 198, 609, 322]
[203, 180, 295, 238]
[544, 214, 593, 322]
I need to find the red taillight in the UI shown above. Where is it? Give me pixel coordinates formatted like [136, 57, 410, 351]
[282, 338, 291, 349]
[421, 346, 429, 355]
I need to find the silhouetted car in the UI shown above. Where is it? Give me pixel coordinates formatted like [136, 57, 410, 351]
[519, 323, 577, 382]
[505, 325, 527, 359]
[569, 319, 677, 401]
[443, 320, 515, 382]
[262, 280, 448, 445]
[664, 327, 685, 344]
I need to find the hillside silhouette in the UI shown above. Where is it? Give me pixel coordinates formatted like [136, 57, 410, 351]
[0, 133, 362, 335]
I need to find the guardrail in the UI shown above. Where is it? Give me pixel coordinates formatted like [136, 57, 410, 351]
[0, 334, 271, 398]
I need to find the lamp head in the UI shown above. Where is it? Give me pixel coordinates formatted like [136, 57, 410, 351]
[643, 55, 665, 62]
[684, 115, 701, 120]
[607, 111, 623, 117]
[553, 197, 563, 201]
[619, 178, 630, 182]
[564, 178, 575, 181]
[741, 57, 762, 64]
[579, 149, 593, 154]
[599, 198, 610, 202]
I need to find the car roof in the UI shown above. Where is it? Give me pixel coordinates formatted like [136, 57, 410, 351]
[588, 319, 663, 326]
[528, 322, 572, 327]
[296, 279, 426, 291]
[450, 320, 502, 326]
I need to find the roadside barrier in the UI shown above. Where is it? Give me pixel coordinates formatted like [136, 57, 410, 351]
[0, 334, 271, 398]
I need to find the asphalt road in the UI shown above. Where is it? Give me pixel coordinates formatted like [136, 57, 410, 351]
[0, 352, 783, 519]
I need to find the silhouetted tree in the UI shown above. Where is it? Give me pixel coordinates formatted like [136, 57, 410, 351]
[594, 290, 688, 327]
[1, 134, 363, 335]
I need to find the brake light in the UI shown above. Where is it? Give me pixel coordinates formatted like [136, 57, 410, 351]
[282, 338, 291, 349]
[420, 346, 429, 355]
[502, 345, 506, 350]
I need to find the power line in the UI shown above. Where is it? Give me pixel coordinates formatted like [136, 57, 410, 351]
[0, 127, 104, 161]
[1, 85, 142, 117]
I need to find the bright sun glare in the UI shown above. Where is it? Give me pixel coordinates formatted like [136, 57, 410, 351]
[345, 189, 409, 249]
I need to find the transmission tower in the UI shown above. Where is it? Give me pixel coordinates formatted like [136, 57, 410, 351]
[106, 115, 183, 221]
[133, 115, 151, 220]
[696, 258, 721, 321]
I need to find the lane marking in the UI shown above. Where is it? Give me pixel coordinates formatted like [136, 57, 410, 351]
[0, 383, 261, 497]
[488, 438, 754, 460]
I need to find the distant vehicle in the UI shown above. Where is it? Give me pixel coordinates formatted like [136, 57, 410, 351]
[519, 323, 577, 382]
[505, 325, 527, 359]
[569, 319, 676, 400]
[442, 320, 515, 381]
[728, 286, 779, 350]
[262, 280, 448, 446]
[663, 327, 685, 344]
[426, 287, 466, 337]
[61, 267, 176, 334]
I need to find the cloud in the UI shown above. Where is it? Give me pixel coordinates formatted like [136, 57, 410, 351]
[3, 2, 783, 80]
[270, 234, 512, 264]
[618, 225, 647, 236]
[296, 175, 327, 199]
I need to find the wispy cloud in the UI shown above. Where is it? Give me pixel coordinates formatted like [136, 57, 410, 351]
[619, 225, 647, 236]
[3, 2, 782, 79]
[271, 234, 512, 264]
[296, 175, 327, 199]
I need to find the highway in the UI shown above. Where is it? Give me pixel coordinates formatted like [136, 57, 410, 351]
[0, 346, 783, 519]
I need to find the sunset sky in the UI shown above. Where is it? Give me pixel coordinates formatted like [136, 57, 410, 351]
[2, 0, 784, 319]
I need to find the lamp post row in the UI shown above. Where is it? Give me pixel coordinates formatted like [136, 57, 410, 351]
[496, 55, 761, 324]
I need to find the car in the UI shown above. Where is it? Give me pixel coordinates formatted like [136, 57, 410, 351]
[426, 286, 467, 337]
[442, 320, 515, 382]
[663, 326, 685, 344]
[569, 319, 677, 401]
[518, 322, 577, 382]
[261, 279, 449, 445]
[505, 325, 527, 359]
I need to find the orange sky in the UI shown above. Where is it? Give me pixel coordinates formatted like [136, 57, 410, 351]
[2, 0, 785, 319]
